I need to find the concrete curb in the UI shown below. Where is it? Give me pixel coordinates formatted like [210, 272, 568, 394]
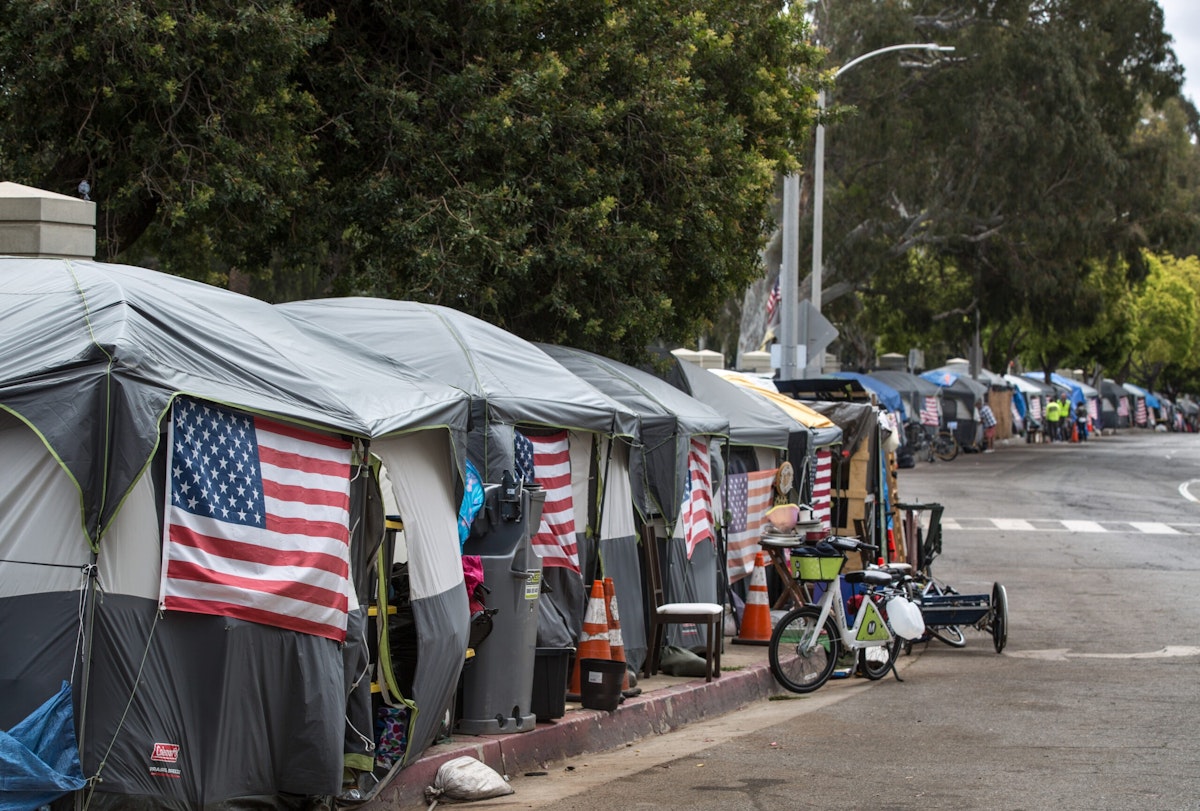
[368, 661, 784, 810]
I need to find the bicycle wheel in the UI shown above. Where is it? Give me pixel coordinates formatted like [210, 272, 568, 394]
[859, 637, 902, 680]
[927, 624, 967, 647]
[932, 431, 959, 461]
[991, 583, 1009, 653]
[769, 606, 840, 693]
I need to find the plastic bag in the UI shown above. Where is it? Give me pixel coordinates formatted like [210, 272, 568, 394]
[425, 756, 513, 805]
[885, 596, 926, 640]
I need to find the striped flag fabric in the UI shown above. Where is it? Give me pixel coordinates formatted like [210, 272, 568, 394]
[681, 436, 715, 557]
[1087, 397, 1098, 423]
[725, 468, 778, 580]
[765, 278, 781, 324]
[1030, 397, 1043, 421]
[521, 431, 580, 572]
[919, 395, 940, 427]
[160, 397, 354, 642]
[811, 450, 833, 534]
[1117, 396, 1130, 418]
[1135, 398, 1147, 426]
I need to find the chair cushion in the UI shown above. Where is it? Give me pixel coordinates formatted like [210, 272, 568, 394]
[657, 603, 723, 616]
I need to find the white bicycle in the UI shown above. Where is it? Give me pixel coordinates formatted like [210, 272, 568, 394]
[767, 536, 917, 693]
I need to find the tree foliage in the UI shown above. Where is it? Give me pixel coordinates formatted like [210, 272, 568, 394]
[805, 0, 1189, 376]
[0, 0, 822, 364]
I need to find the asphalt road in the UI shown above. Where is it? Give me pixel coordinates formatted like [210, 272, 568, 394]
[474, 430, 1200, 811]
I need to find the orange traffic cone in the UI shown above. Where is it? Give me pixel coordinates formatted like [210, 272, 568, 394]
[568, 579, 613, 697]
[733, 551, 771, 645]
[603, 577, 636, 693]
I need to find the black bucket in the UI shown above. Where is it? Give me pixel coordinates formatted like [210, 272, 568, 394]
[579, 658, 625, 711]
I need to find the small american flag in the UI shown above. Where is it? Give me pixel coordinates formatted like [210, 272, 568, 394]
[681, 436, 715, 557]
[811, 450, 833, 533]
[725, 469, 777, 580]
[765, 278, 781, 324]
[1087, 398, 1098, 422]
[160, 397, 353, 642]
[522, 431, 580, 572]
[1030, 397, 1043, 421]
[919, 395, 940, 427]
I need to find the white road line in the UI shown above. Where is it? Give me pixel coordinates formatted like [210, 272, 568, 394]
[1009, 646, 1200, 661]
[1127, 521, 1179, 534]
[1061, 520, 1106, 533]
[1180, 480, 1200, 503]
[993, 518, 1036, 531]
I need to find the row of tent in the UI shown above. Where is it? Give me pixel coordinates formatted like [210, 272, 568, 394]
[829, 361, 1194, 451]
[1, 258, 904, 811]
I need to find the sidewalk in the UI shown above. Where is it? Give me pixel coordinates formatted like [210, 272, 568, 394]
[367, 641, 822, 810]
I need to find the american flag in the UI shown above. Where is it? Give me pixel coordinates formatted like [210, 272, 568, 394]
[1135, 398, 1147, 426]
[811, 450, 832, 533]
[1117, 396, 1129, 418]
[518, 430, 580, 572]
[160, 397, 353, 642]
[725, 469, 777, 580]
[680, 436, 715, 557]
[765, 278, 781, 324]
[919, 395, 940, 427]
[1030, 396, 1043, 421]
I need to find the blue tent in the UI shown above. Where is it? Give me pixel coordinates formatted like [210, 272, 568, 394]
[1122, 381, 1161, 409]
[827, 372, 905, 417]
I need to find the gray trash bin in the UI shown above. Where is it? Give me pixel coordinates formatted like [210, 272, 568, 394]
[456, 479, 546, 734]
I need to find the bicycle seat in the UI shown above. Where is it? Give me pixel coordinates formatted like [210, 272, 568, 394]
[844, 569, 895, 587]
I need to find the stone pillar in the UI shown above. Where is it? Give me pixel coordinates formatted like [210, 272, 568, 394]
[0, 181, 96, 260]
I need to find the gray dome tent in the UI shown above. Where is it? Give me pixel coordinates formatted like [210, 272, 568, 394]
[0, 259, 472, 809]
[277, 299, 640, 651]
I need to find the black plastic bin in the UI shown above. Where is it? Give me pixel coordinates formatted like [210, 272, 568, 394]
[531, 647, 574, 721]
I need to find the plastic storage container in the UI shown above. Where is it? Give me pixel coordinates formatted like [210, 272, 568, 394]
[455, 480, 546, 735]
[530, 647, 574, 721]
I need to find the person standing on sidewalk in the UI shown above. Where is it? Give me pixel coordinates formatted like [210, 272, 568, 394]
[978, 399, 997, 452]
[1044, 396, 1061, 442]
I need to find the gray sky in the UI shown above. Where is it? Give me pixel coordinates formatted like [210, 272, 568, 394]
[1160, 0, 1200, 104]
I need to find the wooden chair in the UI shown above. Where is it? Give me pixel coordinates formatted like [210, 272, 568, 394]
[640, 524, 723, 682]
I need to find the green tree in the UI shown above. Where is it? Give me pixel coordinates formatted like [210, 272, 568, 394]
[288, 0, 821, 361]
[0, 2, 327, 277]
[805, 0, 1183, 371]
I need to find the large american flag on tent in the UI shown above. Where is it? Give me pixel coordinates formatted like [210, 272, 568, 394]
[680, 436, 715, 557]
[811, 450, 833, 533]
[919, 395, 940, 427]
[725, 468, 777, 580]
[516, 430, 580, 572]
[160, 397, 354, 642]
[1135, 398, 1147, 426]
[1029, 396, 1043, 421]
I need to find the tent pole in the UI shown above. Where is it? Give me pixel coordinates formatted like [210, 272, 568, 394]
[76, 551, 100, 810]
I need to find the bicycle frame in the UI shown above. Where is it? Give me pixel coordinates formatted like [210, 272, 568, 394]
[799, 569, 894, 652]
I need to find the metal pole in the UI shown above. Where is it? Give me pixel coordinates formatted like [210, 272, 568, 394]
[781, 42, 954, 380]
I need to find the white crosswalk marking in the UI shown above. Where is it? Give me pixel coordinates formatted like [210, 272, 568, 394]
[923, 518, 1194, 535]
[1127, 522, 1179, 534]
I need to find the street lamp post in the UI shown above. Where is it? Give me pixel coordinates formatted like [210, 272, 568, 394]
[778, 42, 954, 380]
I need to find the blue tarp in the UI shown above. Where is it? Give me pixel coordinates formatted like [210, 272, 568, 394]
[0, 681, 86, 811]
[1122, 381, 1161, 409]
[1025, 372, 1088, 409]
[827, 372, 905, 418]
